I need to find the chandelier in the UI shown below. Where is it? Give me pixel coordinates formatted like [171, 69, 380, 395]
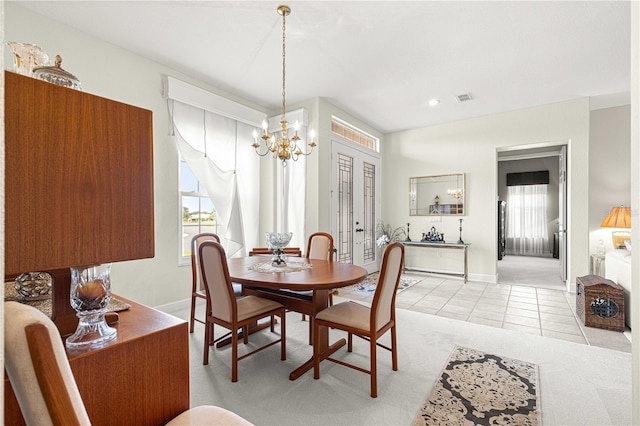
[447, 188, 463, 200]
[252, 5, 316, 167]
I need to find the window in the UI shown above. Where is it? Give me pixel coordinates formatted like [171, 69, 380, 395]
[331, 116, 379, 152]
[168, 97, 261, 263]
[165, 76, 303, 262]
[506, 184, 549, 256]
[180, 159, 217, 258]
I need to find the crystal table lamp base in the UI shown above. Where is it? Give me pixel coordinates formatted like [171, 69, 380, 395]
[66, 310, 117, 348]
[66, 263, 117, 349]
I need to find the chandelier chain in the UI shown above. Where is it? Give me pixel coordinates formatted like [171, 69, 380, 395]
[281, 10, 286, 121]
[251, 5, 316, 166]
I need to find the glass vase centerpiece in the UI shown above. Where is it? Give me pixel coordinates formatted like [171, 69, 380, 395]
[266, 232, 293, 266]
[66, 263, 117, 349]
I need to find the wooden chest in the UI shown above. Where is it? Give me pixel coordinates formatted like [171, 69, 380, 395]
[576, 275, 625, 332]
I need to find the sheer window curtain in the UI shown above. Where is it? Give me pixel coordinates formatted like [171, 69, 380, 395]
[506, 184, 549, 256]
[263, 111, 309, 250]
[280, 135, 307, 249]
[169, 100, 260, 256]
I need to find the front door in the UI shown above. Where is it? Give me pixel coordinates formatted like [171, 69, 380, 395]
[330, 138, 381, 273]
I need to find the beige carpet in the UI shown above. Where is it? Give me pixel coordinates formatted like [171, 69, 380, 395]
[498, 255, 565, 289]
[161, 297, 632, 425]
[413, 346, 540, 425]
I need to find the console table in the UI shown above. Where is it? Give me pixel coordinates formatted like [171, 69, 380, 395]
[403, 241, 470, 282]
[4, 296, 190, 425]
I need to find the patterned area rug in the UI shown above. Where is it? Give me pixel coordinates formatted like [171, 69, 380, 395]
[413, 346, 540, 426]
[354, 272, 422, 294]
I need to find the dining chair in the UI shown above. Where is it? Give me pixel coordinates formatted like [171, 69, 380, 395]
[4, 301, 253, 425]
[306, 231, 334, 261]
[248, 247, 302, 257]
[199, 240, 286, 382]
[302, 232, 335, 341]
[313, 241, 404, 398]
[190, 232, 220, 333]
[190, 233, 243, 334]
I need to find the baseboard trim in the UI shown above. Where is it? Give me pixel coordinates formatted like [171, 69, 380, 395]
[154, 298, 190, 314]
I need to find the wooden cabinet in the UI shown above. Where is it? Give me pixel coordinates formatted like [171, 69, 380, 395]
[3, 72, 186, 424]
[5, 297, 190, 425]
[4, 71, 155, 335]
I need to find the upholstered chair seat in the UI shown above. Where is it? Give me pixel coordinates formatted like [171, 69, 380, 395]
[315, 301, 371, 330]
[236, 296, 283, 322]
[166, 405, 252, 425]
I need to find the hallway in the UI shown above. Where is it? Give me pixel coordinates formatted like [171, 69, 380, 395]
[337, 269, 631, 353]
[498, 254, 565, 289]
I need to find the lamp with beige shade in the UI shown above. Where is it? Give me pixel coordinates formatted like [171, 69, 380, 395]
[601, 206, 631, 249]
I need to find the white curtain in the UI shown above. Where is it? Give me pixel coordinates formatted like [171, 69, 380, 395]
[169, 100, 258, 257]
[164, 76, 308, 254]
[506, 184, 549, 256]
[265, 109, 310, 250]
[280, 144, 307, 249]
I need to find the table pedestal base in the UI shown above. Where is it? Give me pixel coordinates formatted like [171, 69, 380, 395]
[289, 338, 346, 381]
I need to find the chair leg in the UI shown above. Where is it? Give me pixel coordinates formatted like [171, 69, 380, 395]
[308, 318, 313, 345]
[209, 323, 216, 346]
[189, 295, 197, 333]
[348, 332, 353, 352]
[232, 327, 239, 382]
[242, 325, 249, 344]
[370, 335, 378, 398]
[391, 324, 398, 371]
[270, 315, 275, 332]
[313, 320, 322, 379]
[203, 319, 211, 365]
[280, 309, 287, 360]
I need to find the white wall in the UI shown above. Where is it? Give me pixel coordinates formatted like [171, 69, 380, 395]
[589, 105, 631, 253]
[383, 99, 590, 289]
[298, 97, 385, 233]
[3, 3, 267, 307]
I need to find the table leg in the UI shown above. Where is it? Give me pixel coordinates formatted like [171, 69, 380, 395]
[463, 246, 468, 283]
[288, 289, 345, 381]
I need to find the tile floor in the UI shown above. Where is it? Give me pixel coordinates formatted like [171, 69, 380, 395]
[337, 272, 632, 353]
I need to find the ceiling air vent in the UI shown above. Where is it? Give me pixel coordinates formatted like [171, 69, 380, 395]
[456, 93, 473, 103]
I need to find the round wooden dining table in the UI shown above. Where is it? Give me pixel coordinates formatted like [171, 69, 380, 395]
[227, 256, 368, 380]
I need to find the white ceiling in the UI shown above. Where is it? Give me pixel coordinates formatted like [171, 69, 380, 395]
[14, 1, 631, 133]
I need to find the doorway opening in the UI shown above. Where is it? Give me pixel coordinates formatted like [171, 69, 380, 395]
[497, 144, 568, 290]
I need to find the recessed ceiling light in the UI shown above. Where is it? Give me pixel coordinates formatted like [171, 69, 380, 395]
[428, 99, 440, 107]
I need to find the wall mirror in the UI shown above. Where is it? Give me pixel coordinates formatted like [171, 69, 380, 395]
[409, 173, 465, 216]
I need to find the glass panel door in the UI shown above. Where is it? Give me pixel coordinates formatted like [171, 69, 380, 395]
[331, 138, 381, 273]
